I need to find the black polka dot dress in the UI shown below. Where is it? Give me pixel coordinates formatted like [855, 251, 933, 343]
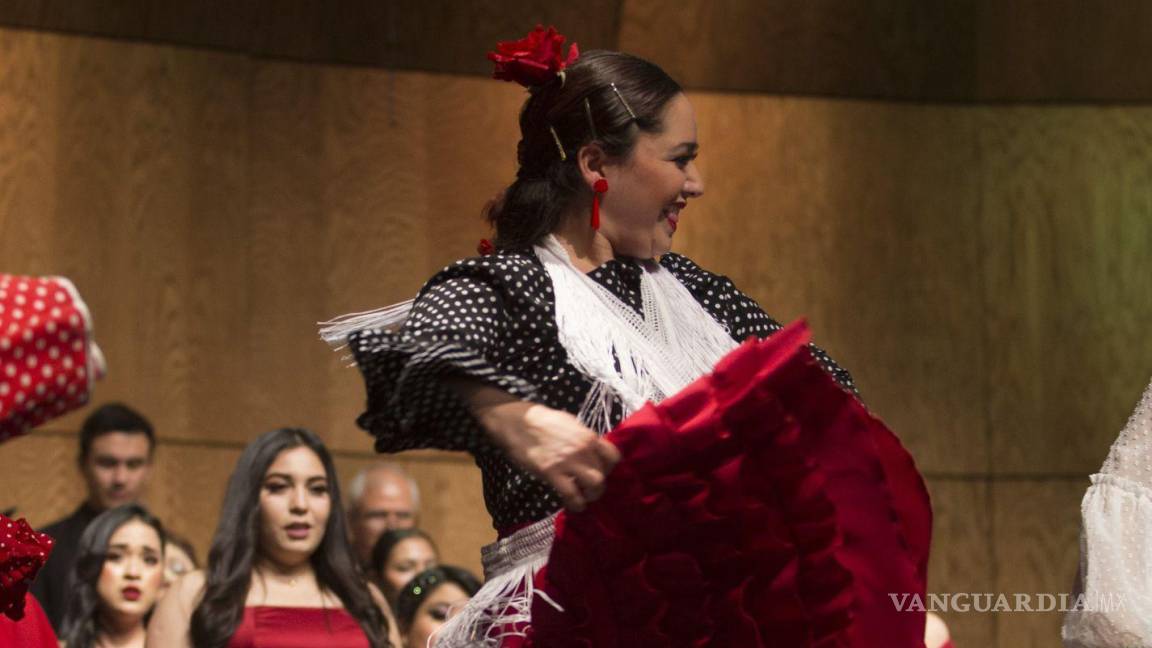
[349, 249, 857, 532]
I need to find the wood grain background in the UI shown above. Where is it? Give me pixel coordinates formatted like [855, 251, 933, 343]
[2, 6, 1152, 645]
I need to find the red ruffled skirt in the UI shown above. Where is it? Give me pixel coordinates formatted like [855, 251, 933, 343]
[527, 321, 931, 647]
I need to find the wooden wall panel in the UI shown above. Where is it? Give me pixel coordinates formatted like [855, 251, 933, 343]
[0, 433, 81, 526]
[0, 0, 621, 75]
[979, 107, 1152, 475]
[8, 1, 1152, 102]
[620, 0, 977, 100]
[423, 77, 524, 269]
[926, 479, 996, 646]
[992, 480, 1084, 647]
[244, 62, 329, 440]
[0, 31, 59, 273]
[316, 68, 437, 452]
[975, 1, 1152, 102]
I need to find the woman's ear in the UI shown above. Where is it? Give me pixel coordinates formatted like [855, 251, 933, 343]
[577, 142, 608, 190]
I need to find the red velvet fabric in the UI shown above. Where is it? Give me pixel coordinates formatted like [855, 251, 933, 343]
[0, 594, 57, 648]
[226, 606, 370, 648]
[0, 515, 54, 622]
[528, 321, 931, 647]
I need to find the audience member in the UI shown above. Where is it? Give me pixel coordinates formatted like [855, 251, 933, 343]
[60, 504, 166, 648]
[33, 402, 155, 631]
[347, 463, 421, 568]
[146, 427, 399, 647]
[370, 528, 438, 605]
[394, 566, 480, 648]
[161, 532, 199, 591]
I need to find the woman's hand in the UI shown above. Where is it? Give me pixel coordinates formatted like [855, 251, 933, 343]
[453, 382, 621, 512]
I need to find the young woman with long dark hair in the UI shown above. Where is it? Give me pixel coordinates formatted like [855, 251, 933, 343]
[60, 504, 166, 648]
[146, 428, 398, 647]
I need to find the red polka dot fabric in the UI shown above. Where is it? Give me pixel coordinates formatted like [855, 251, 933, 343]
[0, 514, 54, 621]
[0, 275, 94, 443]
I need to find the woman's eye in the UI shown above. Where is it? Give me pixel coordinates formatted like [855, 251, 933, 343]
[105, 552, 123, 563]
[144, 556, 160, 566]
[429, 604, 451, 622]
[309, 485, 329, 495]
[264, 482, 287, 493]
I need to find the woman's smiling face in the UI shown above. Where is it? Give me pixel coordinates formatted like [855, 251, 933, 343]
[597, 92, 704, 259]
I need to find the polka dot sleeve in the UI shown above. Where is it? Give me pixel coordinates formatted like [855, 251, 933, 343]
[661, 253, 859, 396]
[349, 269, 538, 454]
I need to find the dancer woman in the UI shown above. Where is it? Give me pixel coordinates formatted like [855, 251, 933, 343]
[326, 25, 926, 647]
[60, 504, 166, 648]
[146, 428, 399, 647]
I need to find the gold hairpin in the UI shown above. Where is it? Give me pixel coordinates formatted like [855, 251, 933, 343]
[583, 98, 597, 139]
[549, 125, 567, 161]
[610, 83, 637, 120]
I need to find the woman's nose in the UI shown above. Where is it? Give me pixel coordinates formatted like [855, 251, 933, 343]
[684, 162, 705, 198]
[289, 485, 309, 512]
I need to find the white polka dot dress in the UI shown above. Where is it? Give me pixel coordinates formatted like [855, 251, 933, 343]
[350, 249, 857, 531]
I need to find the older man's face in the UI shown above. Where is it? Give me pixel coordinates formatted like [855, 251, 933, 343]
[351, 472, 417, 564]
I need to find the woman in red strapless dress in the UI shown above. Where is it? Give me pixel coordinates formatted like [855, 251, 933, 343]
[146, 428, 400, 647]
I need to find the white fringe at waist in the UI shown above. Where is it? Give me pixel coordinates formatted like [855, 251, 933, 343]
[432, 514, 560, 647]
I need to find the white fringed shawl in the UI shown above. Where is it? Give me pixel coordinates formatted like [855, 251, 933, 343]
[534, 235, 737, 433]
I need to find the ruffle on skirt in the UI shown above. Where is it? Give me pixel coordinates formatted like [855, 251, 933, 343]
[526, 320, 931, 648]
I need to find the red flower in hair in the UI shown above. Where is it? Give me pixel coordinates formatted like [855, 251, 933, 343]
[488, 25, 579, 88]
[476, 239, 495, 256]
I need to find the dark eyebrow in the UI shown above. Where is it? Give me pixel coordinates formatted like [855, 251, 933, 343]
[264, 473, 327, 482]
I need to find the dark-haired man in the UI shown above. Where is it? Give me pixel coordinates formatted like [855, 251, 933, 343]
[30, 402, 155, 631]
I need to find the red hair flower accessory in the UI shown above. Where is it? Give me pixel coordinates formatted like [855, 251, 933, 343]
[476, 239, 496, 256]
[488, 25, 579, 88]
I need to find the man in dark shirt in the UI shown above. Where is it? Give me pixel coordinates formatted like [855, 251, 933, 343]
[31, 403, 154, 632]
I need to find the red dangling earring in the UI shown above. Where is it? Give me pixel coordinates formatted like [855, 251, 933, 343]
[591, 178, 609, 230]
